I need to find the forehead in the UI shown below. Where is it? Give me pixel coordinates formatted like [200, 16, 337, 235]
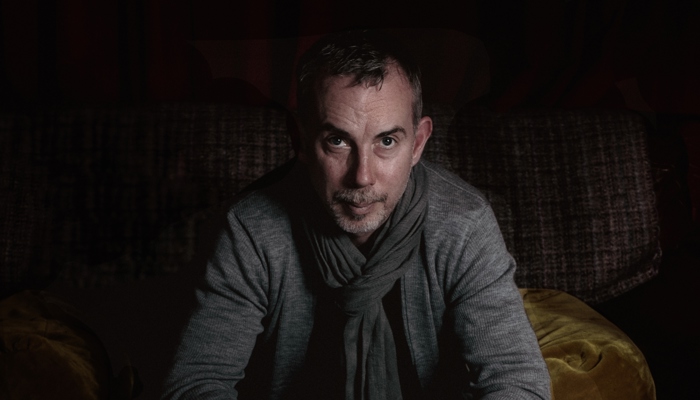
[314, 65, 414, 124]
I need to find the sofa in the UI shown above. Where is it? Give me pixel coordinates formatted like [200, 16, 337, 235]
[1, 102, 687, 399]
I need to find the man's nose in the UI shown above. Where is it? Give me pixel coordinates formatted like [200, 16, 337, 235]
[346, 148, 376, 188]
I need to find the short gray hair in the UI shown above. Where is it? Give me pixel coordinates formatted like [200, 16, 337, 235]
[296, 30, 423, 130]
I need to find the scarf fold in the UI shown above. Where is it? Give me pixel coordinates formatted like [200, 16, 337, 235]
[303, 162, 428, 400]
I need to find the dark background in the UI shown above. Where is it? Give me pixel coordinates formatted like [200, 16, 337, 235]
[2, 0, 699, 222]
[1, 1, 699, 398]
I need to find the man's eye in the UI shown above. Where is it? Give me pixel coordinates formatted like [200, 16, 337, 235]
[380, 137, 395, 147]
[328, 137, 344, 146]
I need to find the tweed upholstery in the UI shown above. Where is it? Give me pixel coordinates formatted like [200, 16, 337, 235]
[0, 105, 294, 287]
[0, 104, 660, 304]
[0, 114, 51, 295]
[51, 104, 294, 286]
[422, 107, 661, 304]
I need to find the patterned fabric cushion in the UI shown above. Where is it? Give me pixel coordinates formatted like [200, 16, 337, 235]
[0, 114, 52, 296]
[1, 104, 661, 304]
[30, 104, 294, 286]
[423, 107, 661, 304]
[38, 104, 455, 287]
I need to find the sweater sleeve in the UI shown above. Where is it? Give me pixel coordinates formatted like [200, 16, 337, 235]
[446, 205, 551, 399]
[162, 211, 269, 400]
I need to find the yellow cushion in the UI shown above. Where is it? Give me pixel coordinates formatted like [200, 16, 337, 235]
[521, 289, 656, 400]
[0, 291, 113, 400]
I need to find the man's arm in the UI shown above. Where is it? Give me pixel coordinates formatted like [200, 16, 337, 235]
[446, 205, 551, 399]
[162, 213, 269, 400]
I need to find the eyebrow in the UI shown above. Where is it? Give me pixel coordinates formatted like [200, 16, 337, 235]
[320, 122, 407, 138]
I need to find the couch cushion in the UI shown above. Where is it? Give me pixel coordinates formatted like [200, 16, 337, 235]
[521, 289, 656, 399]
[31, 104, 294, 286]
[424, 108, 661, 304]
[0, 290, 139, 399]
[0, 114, 52, 296]
[46, 103, 455, 287]
[3, 103, 661, 303]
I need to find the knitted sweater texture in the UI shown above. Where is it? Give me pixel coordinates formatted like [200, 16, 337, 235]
[163, 160, 551, 399]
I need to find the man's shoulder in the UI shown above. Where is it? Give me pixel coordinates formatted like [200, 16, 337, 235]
[422, 160, 491, 217]
[225, 162, 307, 231]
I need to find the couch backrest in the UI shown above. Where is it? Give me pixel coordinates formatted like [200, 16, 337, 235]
[422, 107, 661, 304]
[1, 104, 661, 303]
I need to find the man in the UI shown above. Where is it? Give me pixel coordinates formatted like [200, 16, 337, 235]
[163, 30, 550, 399]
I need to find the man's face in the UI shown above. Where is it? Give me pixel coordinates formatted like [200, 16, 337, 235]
[300, 64, 432, 245]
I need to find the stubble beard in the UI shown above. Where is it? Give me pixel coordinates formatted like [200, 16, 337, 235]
[330, 188, 390, 235]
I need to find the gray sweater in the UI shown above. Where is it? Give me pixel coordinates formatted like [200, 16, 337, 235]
[163, 161, 551, 399]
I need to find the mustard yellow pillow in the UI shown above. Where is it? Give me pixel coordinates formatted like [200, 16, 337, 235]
[0, 290, 136, 400]
[521, 289, 656, 400]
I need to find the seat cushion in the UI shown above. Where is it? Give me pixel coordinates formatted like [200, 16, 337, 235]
[521, 288, 656, 400]
[0, 290, 138, 400]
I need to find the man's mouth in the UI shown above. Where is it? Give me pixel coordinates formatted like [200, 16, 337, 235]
[345, 202, 374, 215]
[333, 190, 387, 217]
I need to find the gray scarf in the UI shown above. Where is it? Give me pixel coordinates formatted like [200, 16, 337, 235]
[304, 162, 428, 400]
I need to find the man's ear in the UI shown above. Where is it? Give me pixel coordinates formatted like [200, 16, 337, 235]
[411, 116, 432, 166]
